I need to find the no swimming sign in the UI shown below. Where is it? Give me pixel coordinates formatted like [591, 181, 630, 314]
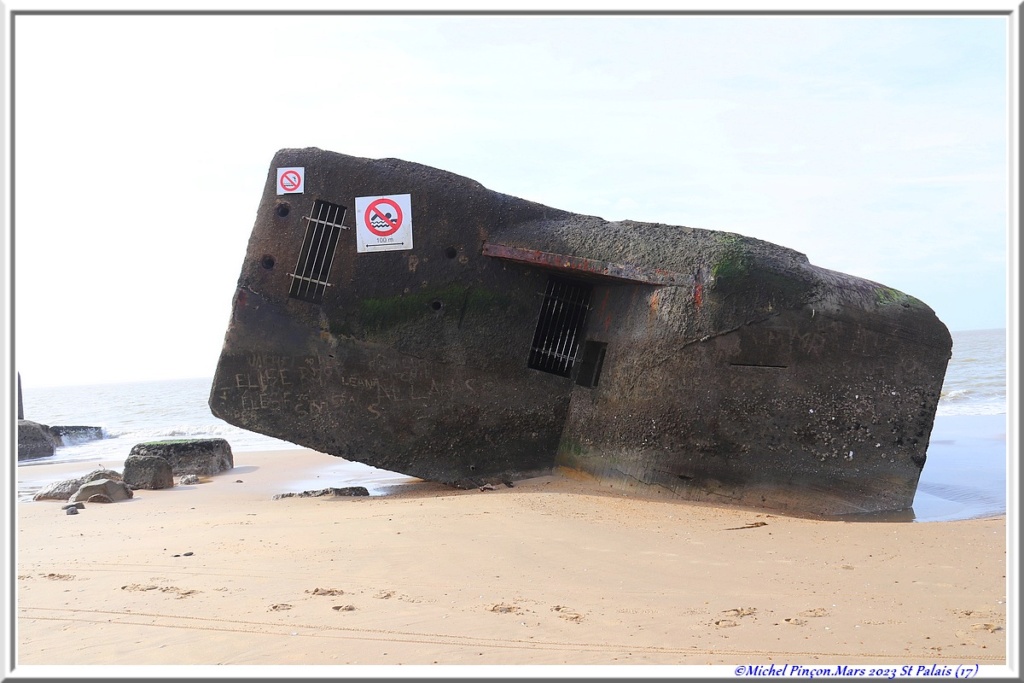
[355, 194, 413, 253]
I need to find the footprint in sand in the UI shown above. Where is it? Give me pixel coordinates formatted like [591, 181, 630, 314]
[714, 618, 739, 628]
[121, 584, 159, 592]
[374, 590, 396, 599]
[798, 607, 829, 617]
[722, 607, 757, 618]
[954, 608, 999, 620]
[784, 617, 807, 626]
[489, 603, 521, 614]
[551, 605, 584, 622]
[971, 623, 1002, 633]
[121, 584, 198, 598]
[269, 603, 293, 611]
[306, 587, 344, 596]
[332, 605, 356, 612]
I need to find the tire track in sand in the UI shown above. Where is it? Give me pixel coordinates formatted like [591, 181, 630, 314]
[18, 606, 1007, 662]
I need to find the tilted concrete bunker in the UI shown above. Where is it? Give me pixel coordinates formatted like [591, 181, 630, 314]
[210, 148, 953, 516]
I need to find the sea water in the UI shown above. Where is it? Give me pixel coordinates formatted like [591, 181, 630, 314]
[17, 328, 1009, 521]
[935, 328, 1006, 417]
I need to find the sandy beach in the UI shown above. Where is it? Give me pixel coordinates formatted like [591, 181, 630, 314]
[13, 447, 1009, 673]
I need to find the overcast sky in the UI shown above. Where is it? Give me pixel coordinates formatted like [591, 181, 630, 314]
[8, 8, 1013, 388]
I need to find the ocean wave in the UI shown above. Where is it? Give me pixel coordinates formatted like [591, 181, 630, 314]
[940, 389, 971, 401]
[53, 427, 111, 447]
[935, 402, 1006, 417]
[102, 423, 244, 442]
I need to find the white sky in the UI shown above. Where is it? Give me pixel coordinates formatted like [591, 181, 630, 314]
[6, 5, 1016, 388]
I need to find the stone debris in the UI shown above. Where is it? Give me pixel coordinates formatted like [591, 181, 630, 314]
[129, 438, 234, 476]
[33, 469, 122, 502]
[272, 487, 369, 500]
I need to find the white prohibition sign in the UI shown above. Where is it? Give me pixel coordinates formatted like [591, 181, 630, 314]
[276, 167, 305, 195]
[355, 194, 413, 253]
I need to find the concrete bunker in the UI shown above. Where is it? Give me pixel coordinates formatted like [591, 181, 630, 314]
[210, 147, 952, 517]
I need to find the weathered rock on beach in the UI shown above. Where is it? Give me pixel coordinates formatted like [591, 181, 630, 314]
[128, 438, 234, 476]
[69, 478, 133, 504]
[18, 420, 57, 461]
[272, 487, 370, 500]
[122, 455, 175, 490]
[33, 469, 123, 502]
[28, 441, 237, 507]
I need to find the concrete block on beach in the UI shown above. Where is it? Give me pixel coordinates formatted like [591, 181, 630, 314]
[47, 425, 104, 447]
[123, 455, 174, 490]
[18, 420, 57, 461]
[129, 438, 234, 476]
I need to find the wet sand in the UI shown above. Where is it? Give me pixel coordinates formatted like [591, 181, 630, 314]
[12, 447, 1009, 672]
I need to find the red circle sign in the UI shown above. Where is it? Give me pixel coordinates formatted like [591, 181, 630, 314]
[279, 170, 302, 192]
[364, 198, 403, 237]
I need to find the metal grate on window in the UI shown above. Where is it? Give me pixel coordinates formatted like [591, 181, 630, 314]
[288, 200, 347, 305]
[528, 278, 593, 377]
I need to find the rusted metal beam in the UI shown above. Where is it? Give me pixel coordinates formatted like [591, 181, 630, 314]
[482, 243, 686, 286]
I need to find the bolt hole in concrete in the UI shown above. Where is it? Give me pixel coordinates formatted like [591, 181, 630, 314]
[431, 300, 443, 311]
[444, 246, 458, 259]
[261, 255, 275, 270]
[275, 203, 290, 218]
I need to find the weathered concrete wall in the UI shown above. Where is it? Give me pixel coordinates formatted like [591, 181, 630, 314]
[558, 304, 948, 515]
[496, 218, 952, 515]
[211, 148, 579, 486]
